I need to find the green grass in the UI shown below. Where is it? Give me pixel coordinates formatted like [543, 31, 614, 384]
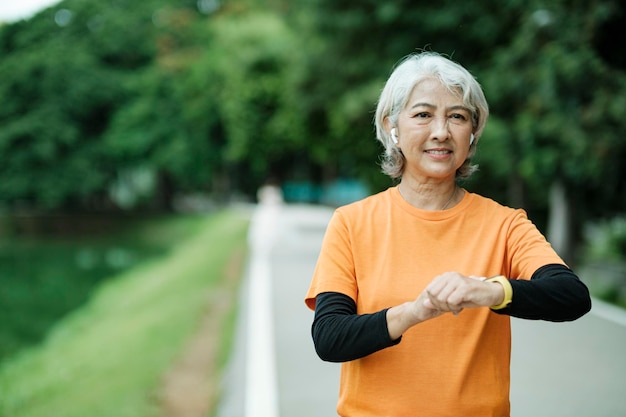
[0, 208, 250, 417]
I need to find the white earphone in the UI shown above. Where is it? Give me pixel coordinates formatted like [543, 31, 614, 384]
[391, 128, 398, 144]
[470, 133, 475, 145]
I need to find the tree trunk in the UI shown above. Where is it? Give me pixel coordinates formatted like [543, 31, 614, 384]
[508, 169, 526, 209]
[155, 172, 175, 212]
[547, 180, 573, 263]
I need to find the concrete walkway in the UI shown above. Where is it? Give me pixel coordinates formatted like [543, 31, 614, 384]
[510, 299, 626, 417]
[217, 202, 626, 417]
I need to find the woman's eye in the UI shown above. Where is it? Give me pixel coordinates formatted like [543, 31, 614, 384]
[416, 112, 430, 119]
[449, 113, 469, 124]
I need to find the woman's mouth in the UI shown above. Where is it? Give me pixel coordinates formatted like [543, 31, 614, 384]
[425, 149, 452, 155]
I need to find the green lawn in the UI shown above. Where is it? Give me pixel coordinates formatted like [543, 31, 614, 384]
[0, 208, 250, 417]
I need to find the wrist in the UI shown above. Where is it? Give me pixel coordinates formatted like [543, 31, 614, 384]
[486, 275, 513, 310]
[386, 302, 416, 340]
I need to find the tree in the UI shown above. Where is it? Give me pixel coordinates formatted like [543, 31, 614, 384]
[0, 40, 124, 209]
[480, 0, 626, 262]
[0, 0, 207, 210]
[198, 10, 307, 193]
[285, 0, 534, 191]
[1, 0, 625, 222]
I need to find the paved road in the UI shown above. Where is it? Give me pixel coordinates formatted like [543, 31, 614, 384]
[510, 301, 626, 417]
[217, 202, 626, 417]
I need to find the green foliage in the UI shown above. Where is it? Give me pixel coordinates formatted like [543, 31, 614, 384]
[0, 0, 625, 220]
[287, 0, 551, 190]
[580, 216, 626, 308]
[103, 64, 217, 200]
[0, 0, 208, 210]
[465, 117, 514, 203]
[0, 210, 249, 417]
[0, 40, 122, 208]
[480, 0, 626, 213]
[583, 217, 626, 263]
[201, 11, 307, 182]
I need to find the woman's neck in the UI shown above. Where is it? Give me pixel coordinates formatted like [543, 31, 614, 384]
[398, 180, 462, 211]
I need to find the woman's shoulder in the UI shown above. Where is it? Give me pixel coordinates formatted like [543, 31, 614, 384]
[335, 188, 393, 213]
[467, 192, 529, 221]
[328, 189, 394, 228]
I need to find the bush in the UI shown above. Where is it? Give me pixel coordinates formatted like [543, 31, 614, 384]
[580, 217, 626, 308]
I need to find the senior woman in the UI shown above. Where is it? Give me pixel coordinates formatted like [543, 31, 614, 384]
[304, 51, 591, 417]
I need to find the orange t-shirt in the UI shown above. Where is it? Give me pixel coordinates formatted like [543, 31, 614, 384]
[305, 187, 565, 417]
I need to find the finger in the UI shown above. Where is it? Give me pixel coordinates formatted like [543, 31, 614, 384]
[423, 297, 434, 309]
[428, 281, 461, 311]
[426, 291, 463, 316]
[419, 295, 445, 321]
[427, 291, 454, 313]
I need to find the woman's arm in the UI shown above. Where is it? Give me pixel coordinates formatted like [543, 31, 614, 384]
[312, 271, 505, 361]
[492, 263, 592, 321]
[311, 264, 591, 362]
[311, 292, 400, 362]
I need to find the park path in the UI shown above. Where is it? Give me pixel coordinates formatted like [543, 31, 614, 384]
[216, 199, 626, 417]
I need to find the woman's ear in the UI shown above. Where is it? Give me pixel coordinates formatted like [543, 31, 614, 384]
[383, 117, 398, 145]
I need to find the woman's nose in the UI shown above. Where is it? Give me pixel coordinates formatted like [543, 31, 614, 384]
[430, 117, 450, 141]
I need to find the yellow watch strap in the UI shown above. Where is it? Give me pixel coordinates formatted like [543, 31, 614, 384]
[486, 275, 513, 310]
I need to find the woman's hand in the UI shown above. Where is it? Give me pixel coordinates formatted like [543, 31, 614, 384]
[386, 272, 504, 340]
[423, 272, 504, 315]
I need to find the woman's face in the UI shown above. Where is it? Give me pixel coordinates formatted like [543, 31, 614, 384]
[394, 77, 473, 183]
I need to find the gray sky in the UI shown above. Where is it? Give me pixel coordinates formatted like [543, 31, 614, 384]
[0, 0, 62, 23]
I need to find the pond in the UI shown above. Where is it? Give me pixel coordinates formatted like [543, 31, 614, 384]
[0, 212, 206, 362]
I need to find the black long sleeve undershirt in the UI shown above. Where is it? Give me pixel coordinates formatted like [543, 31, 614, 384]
[495, 264, 592, 321]
[311, 264, 591, 363]
[311, 293, 401, 362]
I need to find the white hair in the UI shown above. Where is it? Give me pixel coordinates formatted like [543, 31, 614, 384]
[374, 52, 490, 179]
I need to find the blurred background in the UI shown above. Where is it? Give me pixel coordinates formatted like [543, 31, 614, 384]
[0, 0, 625, 416]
